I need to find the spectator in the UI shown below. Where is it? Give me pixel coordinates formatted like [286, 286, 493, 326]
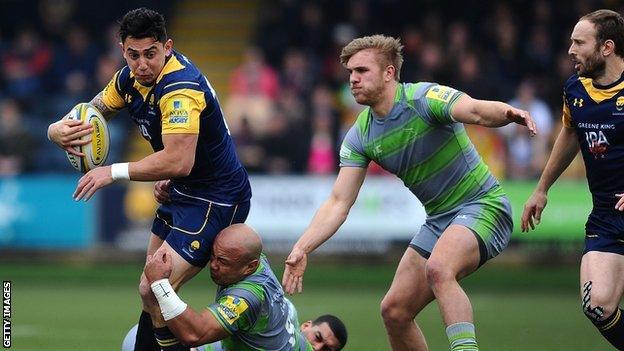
[0, 99, 37, 176]
[1, 27, 52, 101]
[501, 79, 554, 179]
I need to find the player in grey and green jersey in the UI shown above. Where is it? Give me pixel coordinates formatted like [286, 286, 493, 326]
[205, 254, 310, 351]
[340, 81, 510, 261]
[283, 35, 537, 351]
[143, 224, 346, 351]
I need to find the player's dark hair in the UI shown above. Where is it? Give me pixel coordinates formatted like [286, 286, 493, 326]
[119, 8, 167, 43]
[581, 9, 624, 58]
[312, 314, 348, 350]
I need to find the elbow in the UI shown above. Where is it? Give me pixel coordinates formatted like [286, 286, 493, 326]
[331, 200, 351, 222]
[178, 331, 203, 347]
[178, 328, 205, 347]
[169, 159, 194, 178]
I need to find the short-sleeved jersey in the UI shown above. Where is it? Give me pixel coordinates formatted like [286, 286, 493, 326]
[562, 74, 624, 211]
[340, 82, 503, 216]
[207, 255, 312, 351]
[101, 50, 251, 204]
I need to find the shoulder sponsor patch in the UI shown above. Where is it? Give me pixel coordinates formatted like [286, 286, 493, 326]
[425, 85, 456, 103]
[168, 99, 190, 126]
[216, 295, 248, 325]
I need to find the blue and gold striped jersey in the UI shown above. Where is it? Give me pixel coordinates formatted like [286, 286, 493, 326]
[101, 50, 251, 204]
[562, 73, 624, 211]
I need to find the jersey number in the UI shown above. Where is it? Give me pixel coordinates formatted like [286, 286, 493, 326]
[139, 124, 152, 140]
[286, 318, 296, 347]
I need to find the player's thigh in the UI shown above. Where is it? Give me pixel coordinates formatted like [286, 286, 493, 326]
[383, 247, 434, 315]
[146, 233, 164, 257]
[427, 224, 480, 280]
[580, 251, 624, 307]
[157, 198, 250, 268]
[159, 240, 203, 291]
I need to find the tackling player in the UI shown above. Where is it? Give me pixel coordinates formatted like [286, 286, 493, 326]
[141, 224, 347, 351]
[522, 9, 624, 350]
[46, 8, 252, 351]
[282, 34, 537, 351]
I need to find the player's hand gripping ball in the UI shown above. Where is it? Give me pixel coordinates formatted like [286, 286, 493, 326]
[65, 103, 110, 173]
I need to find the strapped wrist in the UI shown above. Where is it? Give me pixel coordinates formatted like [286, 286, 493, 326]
[150, 279, 187, 321]
[111, 162, 130, 180]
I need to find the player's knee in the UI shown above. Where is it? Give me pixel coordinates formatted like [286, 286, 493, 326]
[380, 294, 410, 327]
[581, 281, 617, 324]
[425, 259, 453, 287]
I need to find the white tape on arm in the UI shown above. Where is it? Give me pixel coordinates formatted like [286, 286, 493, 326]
[111, 162, 130, 180]
[150, 279, 188, 321]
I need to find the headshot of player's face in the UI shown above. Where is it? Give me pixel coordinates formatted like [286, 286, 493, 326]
[209, 239, 254, 286]
[300, 321, 341, 351]
[569, 20, 606, 79]
[122, 37, 173, 86]
[346, 49, 389, 106]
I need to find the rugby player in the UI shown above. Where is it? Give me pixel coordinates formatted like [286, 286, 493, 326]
[282, 34, 537, 351]
[47, 8, 251, 351]
[522, 9, 624, 350]
[140, 224, 347, 351]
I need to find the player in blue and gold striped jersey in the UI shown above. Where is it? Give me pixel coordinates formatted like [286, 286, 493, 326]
[47, 8, 251, 351]
[523, 10, 624, 350]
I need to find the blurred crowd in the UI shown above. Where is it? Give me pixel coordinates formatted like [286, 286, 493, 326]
[1, 0, 620, 179]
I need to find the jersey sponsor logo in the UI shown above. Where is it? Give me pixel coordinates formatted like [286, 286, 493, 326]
[426, 86, 455, 103]
[217, 296, 248, 325]
[573, 98, 584, 107]
[168, 99, 190, 126]
[585, 131, 610, 159]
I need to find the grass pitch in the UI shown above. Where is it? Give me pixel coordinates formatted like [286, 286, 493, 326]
[1, 259, 613, 351]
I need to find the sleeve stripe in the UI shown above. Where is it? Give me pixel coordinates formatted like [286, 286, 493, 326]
[117, 67, 129, 93]
[164, 81, 200, 90]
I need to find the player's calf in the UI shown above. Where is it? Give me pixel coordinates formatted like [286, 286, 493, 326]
[581, 281, 624, 350]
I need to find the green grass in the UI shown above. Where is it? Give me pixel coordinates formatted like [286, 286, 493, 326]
[1, 262, 614, 351]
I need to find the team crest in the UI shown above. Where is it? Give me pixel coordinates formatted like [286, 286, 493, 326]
[616, 96, 624, 111]
[190, 240, 200, 251]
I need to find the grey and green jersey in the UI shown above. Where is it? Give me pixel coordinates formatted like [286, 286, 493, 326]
[340, 82, 503, 216]
[207, 254, 312, 351]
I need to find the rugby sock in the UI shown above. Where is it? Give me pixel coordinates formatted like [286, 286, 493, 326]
[446, 322, 479, 351]
[593, 308, 624, 350]
[154, 326, 189, 351]
[134, 311, 159, 351]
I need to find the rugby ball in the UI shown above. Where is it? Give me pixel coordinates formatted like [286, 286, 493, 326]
[65, 103, 110, 173]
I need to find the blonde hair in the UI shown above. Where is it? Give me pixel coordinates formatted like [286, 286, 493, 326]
[340, 34, 404, 80]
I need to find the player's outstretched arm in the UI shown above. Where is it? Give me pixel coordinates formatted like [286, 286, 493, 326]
[451, 94, 537, 136]
[283, 167, 367, 294]
[47, 92, 118, 156]
[521, 126, 579, 232]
